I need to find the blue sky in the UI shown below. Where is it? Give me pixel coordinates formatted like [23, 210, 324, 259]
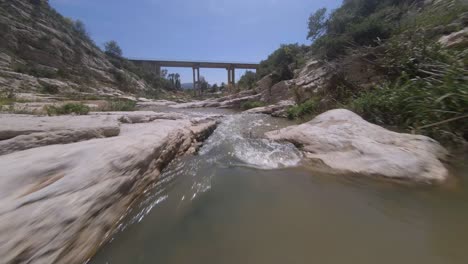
[50, 0, 342, 84]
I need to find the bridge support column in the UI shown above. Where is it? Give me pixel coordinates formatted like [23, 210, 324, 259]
[154, 64, 161, 77]
[227, 67, 236, 92]
[193, 67, 201, 96]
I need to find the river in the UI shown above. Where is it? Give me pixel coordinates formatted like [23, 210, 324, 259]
[90, 109, 468, 264]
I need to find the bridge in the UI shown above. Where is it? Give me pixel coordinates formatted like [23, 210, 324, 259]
[129, 59, 259, 92]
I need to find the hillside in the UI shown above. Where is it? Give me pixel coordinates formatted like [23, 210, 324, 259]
[246, 0, 468, 143]
[0, 0, 159, 97]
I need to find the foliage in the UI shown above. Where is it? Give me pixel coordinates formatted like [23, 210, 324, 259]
[41, 84, 60, 94]
[0, 89, 16, 109]
[238, 71, 257, 90]
[287, 98, 319, 120]
[104, 99, 137, 111]
[45, 103, 90, 116]
[350, 35, 468, 140]
[72, 20, 91, 41]
[167, 73, 181, 90]
[307, 8, 328, 41]
[104, 40, 123, 57]
[310, 0, 413, 58]
[14, 63, 57, 79]
[258, 44, 309, 83]
[240, 101, 266, 110]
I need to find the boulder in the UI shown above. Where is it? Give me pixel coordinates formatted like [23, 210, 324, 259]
[0, 117, 217, 264]
[260, 80, 293, 103]
[438, 27, 468, 48]
[266, 109, 448, 182]
[255, 74, 273, 93]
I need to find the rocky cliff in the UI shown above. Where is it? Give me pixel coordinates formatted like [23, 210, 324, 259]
[0, 0, 151, 96]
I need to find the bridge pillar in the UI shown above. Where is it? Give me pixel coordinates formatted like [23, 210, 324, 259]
[154, 64, 161, 77]
[193, 67, 201, 96]
[227, 67, 236, 92]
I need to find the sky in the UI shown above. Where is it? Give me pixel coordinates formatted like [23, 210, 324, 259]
[50, 0, 342, 84]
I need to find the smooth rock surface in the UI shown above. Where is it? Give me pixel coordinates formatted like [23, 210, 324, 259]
[266, 109, 448, 182]
[0, 117, 217, 264]
[0, 114, 121, 140]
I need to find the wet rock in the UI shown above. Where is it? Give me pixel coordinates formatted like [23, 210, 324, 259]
[266, 109, 448, 182]
[0, 117, 217, 264]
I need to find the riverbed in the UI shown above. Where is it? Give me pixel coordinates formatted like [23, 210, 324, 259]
[90, 110, 468, 264]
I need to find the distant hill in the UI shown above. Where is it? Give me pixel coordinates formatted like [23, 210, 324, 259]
[0, 0, 158, 96]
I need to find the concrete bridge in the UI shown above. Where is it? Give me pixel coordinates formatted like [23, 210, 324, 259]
[129, 59, 259, 92]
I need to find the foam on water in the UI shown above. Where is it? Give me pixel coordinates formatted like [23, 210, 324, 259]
[199, 114, 302, 169]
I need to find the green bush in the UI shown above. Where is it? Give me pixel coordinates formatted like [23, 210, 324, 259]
[41, 84, 60, 94]
[238, 71, 257, 90]
[257, 44, 309, 82]
[351, 70, 467, 141]
[240, 101, 265, 110]
[287, 98, 319, 120]
[45, 103, 90, 116]
[105, 99, 136, 111]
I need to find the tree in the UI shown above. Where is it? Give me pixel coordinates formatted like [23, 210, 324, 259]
[199, 76, 209, 94]
[104, 40, 123, 57]
[73, 20, 90, 40]
[238, 71, 257, 90]
[211, 83, 219, 93]
[175, 73, 181, 89]
[307, 8, 327, 41]
[167, 72, 182, 90]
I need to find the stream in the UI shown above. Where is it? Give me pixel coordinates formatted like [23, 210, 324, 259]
[90, 109, 468, 264]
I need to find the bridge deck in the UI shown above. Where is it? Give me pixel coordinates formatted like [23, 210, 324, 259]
[129, 59, 259, 69]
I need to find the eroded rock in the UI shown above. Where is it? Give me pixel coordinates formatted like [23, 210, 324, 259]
[0, 117, 217, 264]
[439, 27, 468, 48]
[266, 109, 448, 182]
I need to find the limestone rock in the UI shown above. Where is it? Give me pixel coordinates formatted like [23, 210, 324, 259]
[245, 100, 295, 117]
[439, 27, 468, 48]
[255, 74, 273, 92]
[266, 109, 448, 182]
[260, 80, 293, 103]
[0, 114, 121, 140]
[0, 117, 217, 264]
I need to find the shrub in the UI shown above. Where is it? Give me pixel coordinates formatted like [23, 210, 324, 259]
[287, 98, 319, 120]
[240, 101, 265, 110]
[41, 84, 60, 94]
[104, 40, 123, 58]
[351, 70, 467, 141]
[104, 99, 136, 111]
[257, 44, 309, 81]
[45, 103, 90, 116]
[238, 71, 257, 90]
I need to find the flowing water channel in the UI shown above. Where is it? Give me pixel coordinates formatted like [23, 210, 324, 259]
[90, 109, 468, 264]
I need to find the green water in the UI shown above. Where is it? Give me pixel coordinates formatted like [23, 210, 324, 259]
[90, 113, 468, 264]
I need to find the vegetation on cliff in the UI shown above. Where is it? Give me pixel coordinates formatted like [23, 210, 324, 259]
[249, 0, 467, 142]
